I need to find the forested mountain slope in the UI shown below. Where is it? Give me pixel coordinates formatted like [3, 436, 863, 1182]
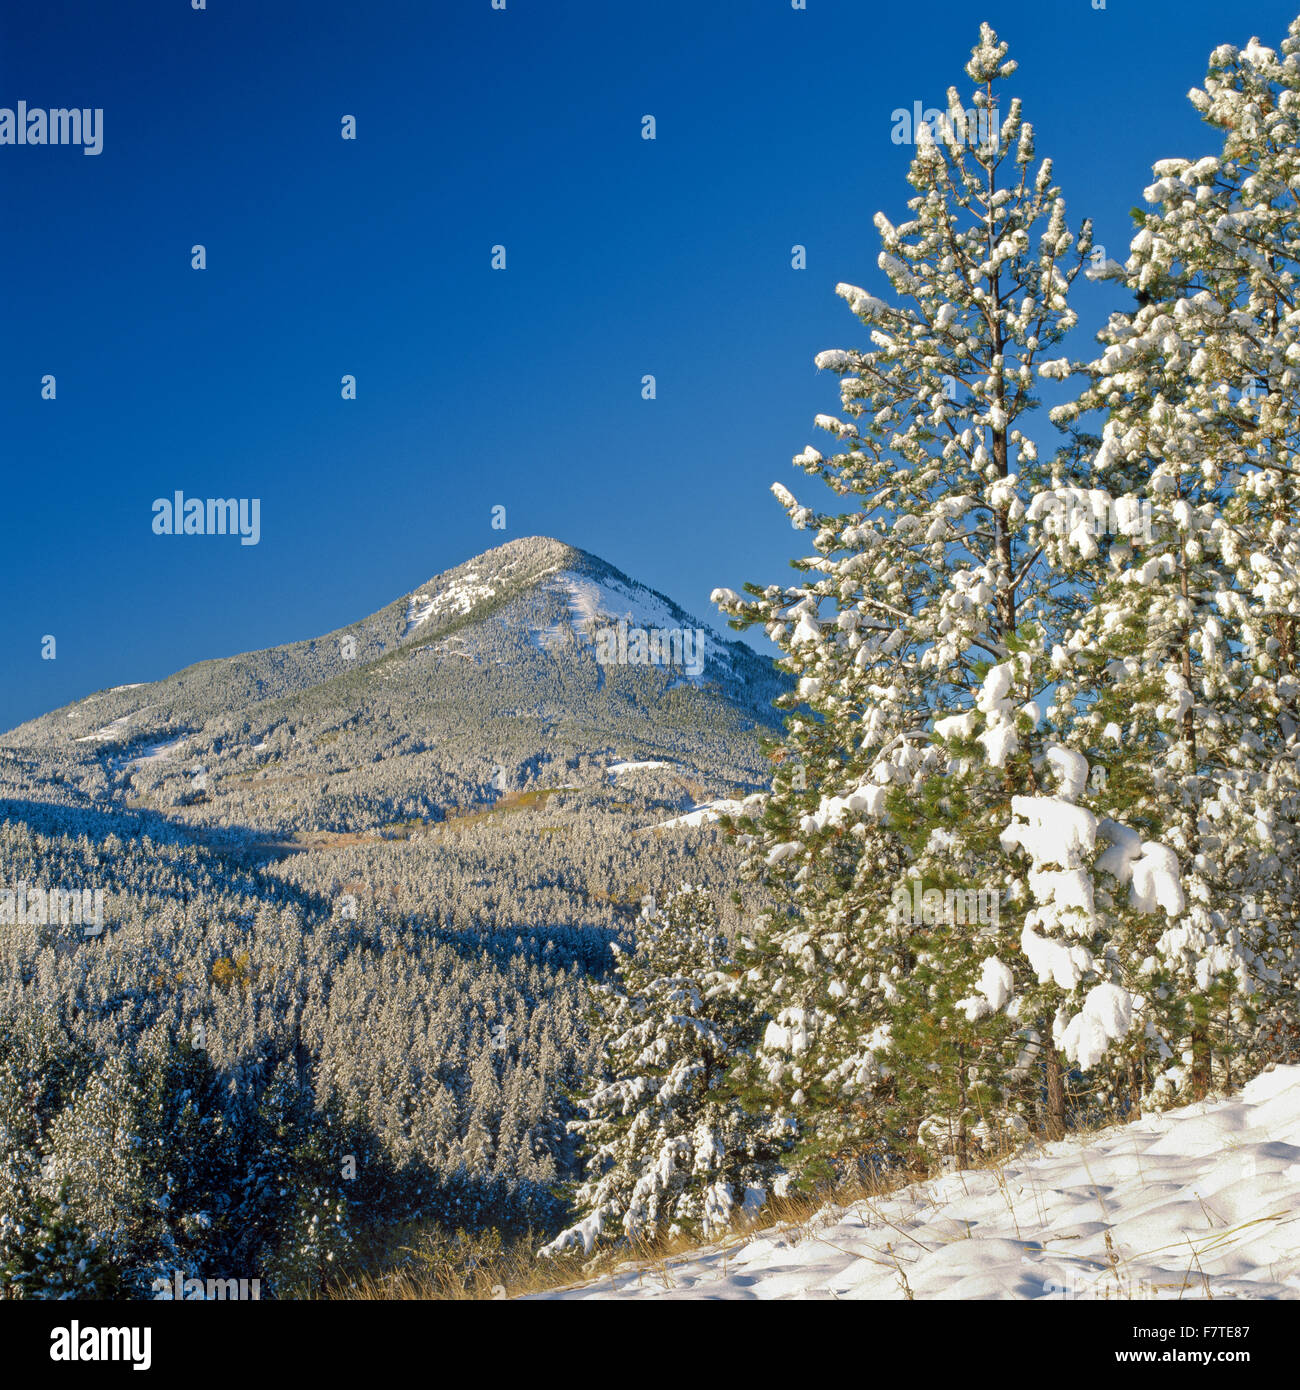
[0, 538, 784, 1296]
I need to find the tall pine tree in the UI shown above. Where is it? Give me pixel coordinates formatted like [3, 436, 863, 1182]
[713, 24, 1093, 1181]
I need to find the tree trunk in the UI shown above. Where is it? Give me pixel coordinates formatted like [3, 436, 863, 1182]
[1191, 997, 1212, 1101]
[1127, 1057, 1142, 1120]
[956, 1046, 970, 1169]
[1045, 1048, 1065, 1141]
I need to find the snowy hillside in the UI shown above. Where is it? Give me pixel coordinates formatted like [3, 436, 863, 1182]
[9, 537, 781, 754]
[544, 570, 734, 677]
[536, 1066, 1300, 1300]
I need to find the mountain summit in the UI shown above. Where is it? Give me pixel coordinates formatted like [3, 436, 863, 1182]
[6, 538, 783, 835]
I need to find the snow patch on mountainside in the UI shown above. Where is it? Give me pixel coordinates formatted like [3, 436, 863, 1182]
[73, 705, 157, 743]
[654, 798, 743, 828]
[546, 572, 729, 671]
[536, 1066, 1300, 1300]
[126, 735, 188, 767]
[402, 571, 498, 637]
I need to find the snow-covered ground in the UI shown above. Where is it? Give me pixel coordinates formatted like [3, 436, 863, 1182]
[72, 714, 136, 743]
[535, 1066, 1300, 1300]
[653, 797, 741, 828]
[72, 703, 157, 743]
[401, 571, 498, 637]
[546, 572, 729, 674]
[125, 735, 188, 767]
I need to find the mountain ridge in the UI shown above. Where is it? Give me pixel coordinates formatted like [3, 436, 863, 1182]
[3, 537, 786, 838]
[6, 536, 779, 751]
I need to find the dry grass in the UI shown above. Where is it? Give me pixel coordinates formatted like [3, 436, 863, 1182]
[319, 1090, 1275, 1302]
[320, 1127, 1081, 1302]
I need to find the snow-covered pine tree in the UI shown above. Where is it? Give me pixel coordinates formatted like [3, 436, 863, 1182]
[0, 1011, 118, 1298]
[712, 24, 1093, 1180]
[1044, 21, 1300, 1104]
[540, 887, 786, 1257]
[41, 1052, 149, 1276]
[244, 1056, 356, 1295]
[0, 1178, 122, 1300]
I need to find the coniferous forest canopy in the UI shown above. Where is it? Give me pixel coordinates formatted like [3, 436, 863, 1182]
[8, 10, 1300, 1310]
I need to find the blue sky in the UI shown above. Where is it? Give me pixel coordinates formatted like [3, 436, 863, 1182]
[3, 0, 1298, 732]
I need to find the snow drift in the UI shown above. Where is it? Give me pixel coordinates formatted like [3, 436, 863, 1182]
[534, 1066, 1300, 1300]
